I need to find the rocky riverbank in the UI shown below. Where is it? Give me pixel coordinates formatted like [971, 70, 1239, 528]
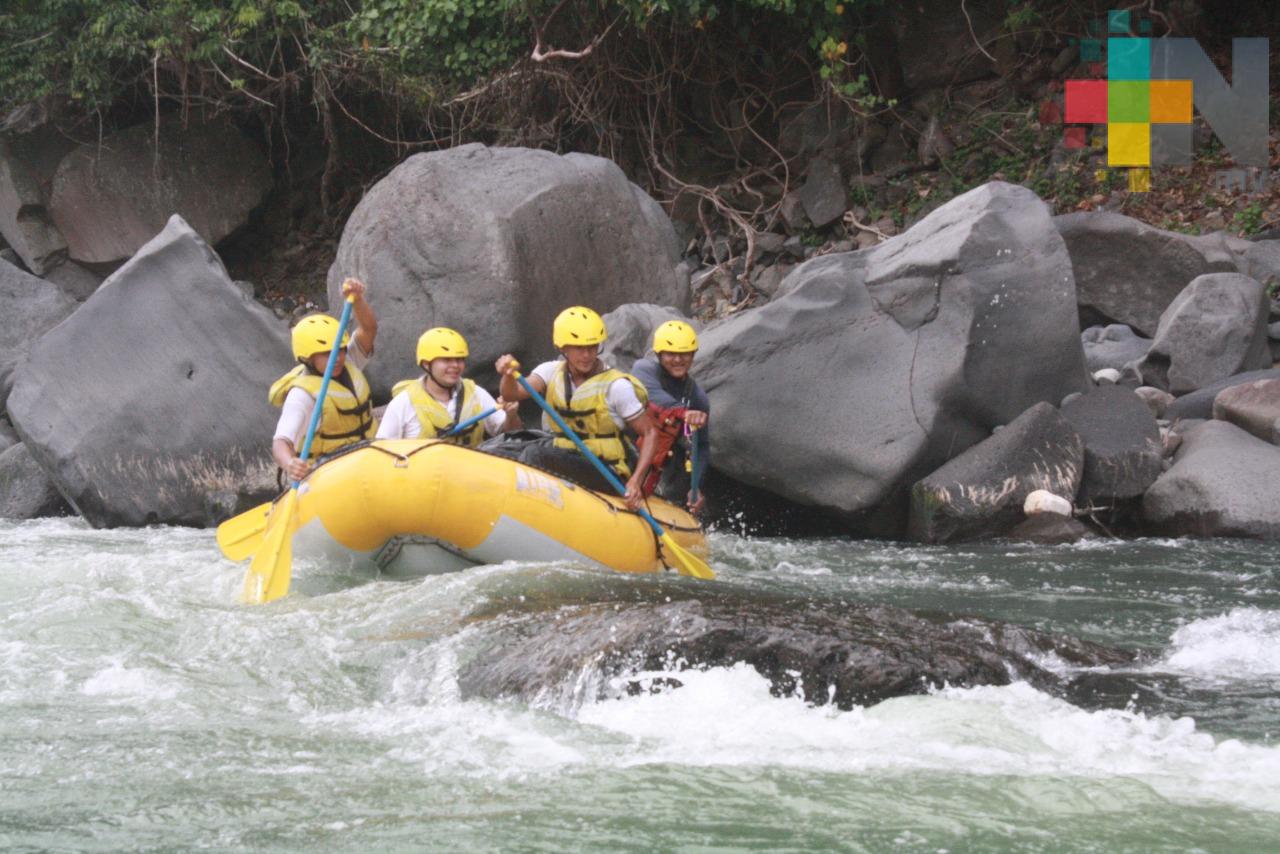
[1, 134, 1279, 543]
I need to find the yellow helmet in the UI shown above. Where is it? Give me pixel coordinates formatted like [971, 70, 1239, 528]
[653, 320, 699, 353]
[416, 327, 469, 365]
[553, 306, 607, 349]
[291, 314, 349, 362]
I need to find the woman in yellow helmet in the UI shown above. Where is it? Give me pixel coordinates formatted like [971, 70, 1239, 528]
[495, 306, 660, 509]
[270, 278, 378, 481]
[632, 319, 711, 515]
[377, 327, 518, 445]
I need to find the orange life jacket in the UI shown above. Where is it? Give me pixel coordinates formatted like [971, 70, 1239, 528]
[636, 403, 687, 496]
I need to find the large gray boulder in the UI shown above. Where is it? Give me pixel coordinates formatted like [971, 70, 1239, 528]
[696, 182, 1090, 532]
[48, 120, 271, 265]
[1166, 367, 1280, 421]
[908, 403, 1084, 544]
[0, 256, 77, 408]
[1134, 273, 1271, 394]
[0, 418, 17, 453]
[0, 135, 69, 275]
[0, 442, 69, 519]
[1143, 420, 1280, 539]
[1056, 212, 1248, 335]
[1212, 379, 1280, 445]
[1059, 385, 1162, 502]
[888, 0, 1001, 93]
[6, 216, 288, 527]
[43, 260, 103, 302]
[599, 303, 695, 370]
[328, 144, 687, 397]
[1081, 324, 1151, 373]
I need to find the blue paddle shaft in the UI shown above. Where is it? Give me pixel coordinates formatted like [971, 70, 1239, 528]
[514, 372, 666, 538]
[689, 427, 700, 503]
[293, 298, 355, 487]
[443, 406, 497, 437]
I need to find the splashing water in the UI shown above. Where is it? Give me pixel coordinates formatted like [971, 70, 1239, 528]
[2, 518, 1278, 850]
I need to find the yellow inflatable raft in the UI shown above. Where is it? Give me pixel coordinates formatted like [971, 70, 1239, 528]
[242, 439, 706, 579]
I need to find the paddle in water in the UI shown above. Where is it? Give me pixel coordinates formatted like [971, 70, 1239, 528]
[510, 364, 714, 580]
[242, 295, 355, 604]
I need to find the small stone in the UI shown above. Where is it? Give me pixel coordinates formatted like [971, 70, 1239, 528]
[753, 231, 786, 255]
[798, 157, 847, 228]
[780, 192, 808, 231]
[1201, 211, 1227, 232]
[1023, 489, 1073, 517]
[1092, 367, 1121, 384]
[710, 236, 732, 263]
[1134, 386, 1174, 418]
[855, 231, 879, 250]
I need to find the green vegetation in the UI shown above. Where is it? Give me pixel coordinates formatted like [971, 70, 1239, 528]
[0, 0, 869, 116]
[1233, 201, 1264, 236]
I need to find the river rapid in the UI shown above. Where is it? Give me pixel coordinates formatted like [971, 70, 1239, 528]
[2, 518, 1278, 851]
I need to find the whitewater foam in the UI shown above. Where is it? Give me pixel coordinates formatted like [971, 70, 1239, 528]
[575, 665, 1280, 812]
[1159, 607, 1280, 681]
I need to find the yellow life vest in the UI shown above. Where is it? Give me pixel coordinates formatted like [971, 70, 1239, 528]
[269, 364, 375, 456]
[389, 377, 488, 448]
[543, 363, 649, 476]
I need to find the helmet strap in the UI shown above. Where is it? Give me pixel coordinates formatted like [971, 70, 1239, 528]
[424, 362, 457, 394]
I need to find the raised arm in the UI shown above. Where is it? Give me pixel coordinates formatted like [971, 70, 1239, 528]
[496, 354, 545, 402]
[342, 278, 377, 356]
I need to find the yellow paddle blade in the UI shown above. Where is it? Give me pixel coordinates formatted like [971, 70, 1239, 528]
[241, 491, 299, 604]
[660, 531, 715, 580]
[215, 500, 274, 561]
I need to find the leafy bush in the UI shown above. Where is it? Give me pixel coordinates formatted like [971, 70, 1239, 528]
[0, 0, 869, 117]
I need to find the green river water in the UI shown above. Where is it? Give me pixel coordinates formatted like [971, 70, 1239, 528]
[1, 518, 1277, 851]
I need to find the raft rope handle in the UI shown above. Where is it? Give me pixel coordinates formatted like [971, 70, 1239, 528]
[333, 437, 704, 534]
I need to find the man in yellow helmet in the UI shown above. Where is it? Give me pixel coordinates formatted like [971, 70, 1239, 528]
[269, 278, 378, 481]
[495, 306, 660, 509]
[377, 327, 518, 445]
[632, 319, 711, 514]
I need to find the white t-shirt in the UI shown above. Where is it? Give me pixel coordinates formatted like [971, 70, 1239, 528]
[376, 381, 507, 439]
[273, 337, 371, 448]
[531, 360, 645, 429]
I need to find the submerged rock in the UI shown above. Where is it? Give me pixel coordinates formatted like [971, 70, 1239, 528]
[1005, 513, 1095, 544]
[456, 584, 1136, 711]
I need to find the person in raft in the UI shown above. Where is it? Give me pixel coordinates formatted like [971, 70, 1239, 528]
[631, 320, 710, 515]
[376, 326, 519, 445]
[494, 306, 660, 509]
[270, 278, 378, 482]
